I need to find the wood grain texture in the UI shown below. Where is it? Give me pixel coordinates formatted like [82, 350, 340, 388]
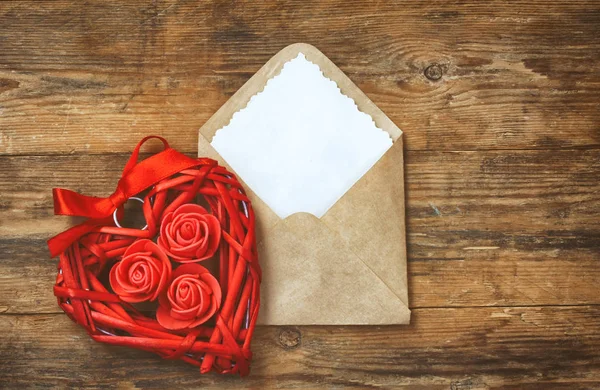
[3, 239, 599, 315]
[1, 0, 600, 388]
[0, 150, 598, 314]
[1, 307, 599, 389]
[1, 0, 600, 154]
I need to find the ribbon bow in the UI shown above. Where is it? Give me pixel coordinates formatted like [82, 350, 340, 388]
[47, 136, 214, 257]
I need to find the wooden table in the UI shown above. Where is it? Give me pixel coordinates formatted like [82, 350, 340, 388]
[1, 1, 599, 388]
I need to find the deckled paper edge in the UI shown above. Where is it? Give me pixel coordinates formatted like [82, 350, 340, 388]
[211, 53, 393, 145]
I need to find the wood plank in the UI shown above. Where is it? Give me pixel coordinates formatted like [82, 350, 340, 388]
[1, 307, 599, 388]
[1, 149, 598, 313]
[2, 150, 598, 239]
[3, 237, 600, 314]
[1, 1, 600, 154]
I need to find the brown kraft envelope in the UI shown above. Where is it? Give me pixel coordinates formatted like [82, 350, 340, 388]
[198, 43, 410, 325]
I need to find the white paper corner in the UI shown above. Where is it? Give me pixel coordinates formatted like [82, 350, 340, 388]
[211, 53, 393, 219]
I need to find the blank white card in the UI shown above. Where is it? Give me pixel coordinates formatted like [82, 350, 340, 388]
[211, 53, 393, 219]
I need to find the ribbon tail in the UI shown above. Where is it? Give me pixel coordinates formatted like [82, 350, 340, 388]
[53, 188, 116, 218]
[47, 217, 113, 258]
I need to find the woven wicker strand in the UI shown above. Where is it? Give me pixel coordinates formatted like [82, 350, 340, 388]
[52, 149, 261, 376]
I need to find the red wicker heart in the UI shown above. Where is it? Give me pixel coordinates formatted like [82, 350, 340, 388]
[49, 136, 261, 376]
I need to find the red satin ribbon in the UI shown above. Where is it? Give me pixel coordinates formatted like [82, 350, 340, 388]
[47, 136, 215, 257]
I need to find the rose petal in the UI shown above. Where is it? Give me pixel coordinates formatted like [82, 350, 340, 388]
[121, 258, 154, 294]
[124, 240, 152, 258]
[156, 304, 194, 330]
[161, 249, 198, 263]
[177, 282, 191, 302]
[167, 277, 186, 312]
[156, 234, 168, 254]
[109, 266, 127, 296]
[142, 257, 161, 294]
[186, 281, 200, 308]
[115, 258, 142, 291]
[176, 221, 197, 243]
[199, 272, 222, 305]
[189, 295, 218, 327]
[197, 214, 221, 260]
[174, 203, 209, 215]
[171, 263, 210, 279]
[166, 222, 187, 251]
[160, 212, 174, 234]
[170, 305, 199, 320]
[194, 284, 210, 317]
[171, 218, 205, 252]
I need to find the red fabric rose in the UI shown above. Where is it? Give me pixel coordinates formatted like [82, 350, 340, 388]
[109, 239, 172, 303]
[156, 263, 222, 330]
[158, 204, 222, 263]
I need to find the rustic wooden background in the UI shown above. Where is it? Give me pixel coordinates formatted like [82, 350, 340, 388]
[1, 1, 599, 389]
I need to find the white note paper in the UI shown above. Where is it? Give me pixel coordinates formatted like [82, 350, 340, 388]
[211, 53, 393, 219]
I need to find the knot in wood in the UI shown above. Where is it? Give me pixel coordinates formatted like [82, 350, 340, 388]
[424, 64, 443, 81]
[278, 328, 301, 348]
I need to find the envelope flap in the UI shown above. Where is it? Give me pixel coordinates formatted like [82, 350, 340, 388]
[322, 137, 408, 306]
[257, 212, 410, 325]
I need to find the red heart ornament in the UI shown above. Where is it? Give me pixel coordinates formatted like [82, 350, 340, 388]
[48, 136, 261, 376]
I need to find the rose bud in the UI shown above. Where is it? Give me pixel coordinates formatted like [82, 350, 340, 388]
[156, 263, 222, 330]
[158, 204, 222, 263]
[109, 239, 172, 303]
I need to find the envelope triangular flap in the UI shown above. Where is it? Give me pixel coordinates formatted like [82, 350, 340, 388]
[198, 43, 409, 325]
[322, 137, 408, 307]
[258, 213, 410, 325]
